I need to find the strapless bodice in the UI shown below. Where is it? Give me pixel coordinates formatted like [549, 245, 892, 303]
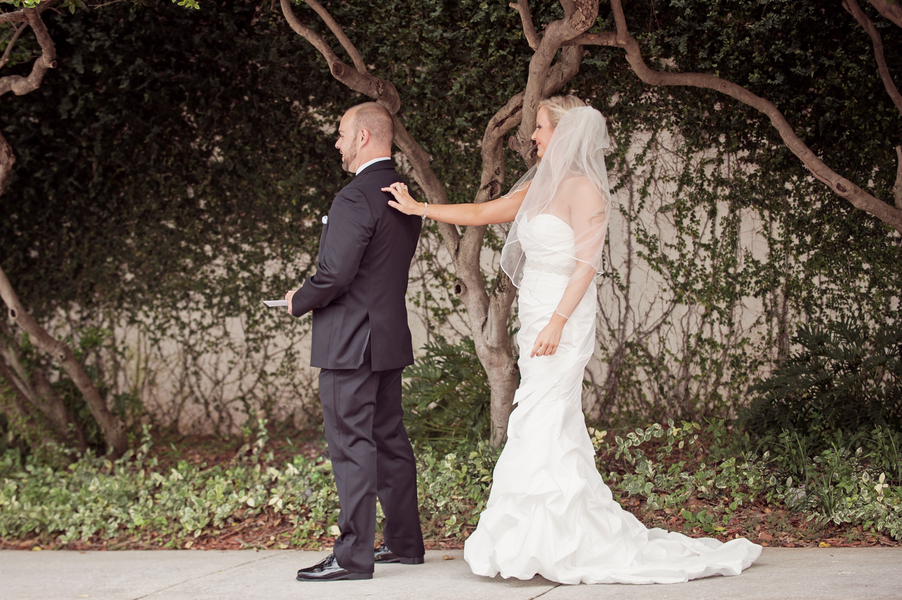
[520, 214, 577, 276]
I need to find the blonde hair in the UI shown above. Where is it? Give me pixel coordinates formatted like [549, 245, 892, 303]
[538, 95, 587, 127]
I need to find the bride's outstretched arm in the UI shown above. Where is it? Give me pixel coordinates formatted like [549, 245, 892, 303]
[382, 182, 527, 226]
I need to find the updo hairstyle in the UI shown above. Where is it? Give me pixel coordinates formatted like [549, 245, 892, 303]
[537, 95, 587, 127]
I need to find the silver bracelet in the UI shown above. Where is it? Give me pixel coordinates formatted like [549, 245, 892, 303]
[555, 310, 569, 321]
[422, 202, 429, 219]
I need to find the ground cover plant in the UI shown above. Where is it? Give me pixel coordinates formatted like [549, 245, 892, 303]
[1, 419, 898, 552]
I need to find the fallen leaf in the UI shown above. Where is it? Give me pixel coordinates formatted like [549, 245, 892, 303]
[443, 555, 455, 560]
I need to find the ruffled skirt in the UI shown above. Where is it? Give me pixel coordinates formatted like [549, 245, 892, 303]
[463, 267, 761, 584]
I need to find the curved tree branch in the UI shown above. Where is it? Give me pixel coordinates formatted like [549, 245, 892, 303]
[391, 119, 458, 248]
[0, 23, 26, 69]
[280, 0, 453, 258]
[592, 0, 902, 233]
[868, 0, 902, 28]
[894, 145, 902, 209]
[0, 265, 126, 456]
[845, 0, 902, 115]
[0, 332, 88, 453]
[461, 45, 584, 331]
[564, 31, 617, 46]
[0, 130, 13, 197]
[509, 0, 540, 50]
[304, 0, 367, 73]
[280, 0, 399, 111]
[1, 0, 124, 457]
[0, 6, 57, 98]
[514, 0, 597, 158]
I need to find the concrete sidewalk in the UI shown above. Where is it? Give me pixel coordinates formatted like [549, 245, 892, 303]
[1, 548, 900, 600]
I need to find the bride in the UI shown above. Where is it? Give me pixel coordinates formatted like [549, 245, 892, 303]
[383, 95, 761, 585]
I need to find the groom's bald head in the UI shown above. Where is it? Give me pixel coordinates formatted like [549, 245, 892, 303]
[348, 102, 394, 150]
[336, 102, 394, 172]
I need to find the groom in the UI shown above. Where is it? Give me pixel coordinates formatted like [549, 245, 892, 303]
[285, 102, 425, 581]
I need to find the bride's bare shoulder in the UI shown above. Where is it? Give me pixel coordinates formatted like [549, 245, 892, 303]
[561, 175, 601, 198]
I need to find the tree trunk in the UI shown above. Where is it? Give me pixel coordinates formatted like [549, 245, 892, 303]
[0, 334, 88, 453]
[485, 354, 520, 446]
[0, 266, 126, 457]
[32, 362, 89, 451]
[0, 131, 13, 198]
[1, 3, 123, 457]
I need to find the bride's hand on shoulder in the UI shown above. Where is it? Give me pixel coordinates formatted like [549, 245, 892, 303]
[531, 313, 567, 358]
[382, 182, 424, 216]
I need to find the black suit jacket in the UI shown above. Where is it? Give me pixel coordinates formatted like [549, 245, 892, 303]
[291, 160, 421, 371]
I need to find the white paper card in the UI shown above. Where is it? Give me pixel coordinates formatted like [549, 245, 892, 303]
[263, 300, 287, 307]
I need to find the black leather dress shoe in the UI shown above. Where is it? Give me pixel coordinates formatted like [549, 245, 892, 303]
[373, 543, 425, 565]
[296, 553, 372, 581]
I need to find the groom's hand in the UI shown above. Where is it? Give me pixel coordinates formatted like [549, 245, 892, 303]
[284, 289, 296, 316]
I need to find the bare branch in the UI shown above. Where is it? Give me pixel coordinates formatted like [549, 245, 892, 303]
[894, 145, 902, 209]
[598, 0, 902, 233]
[0, 329, 37, 411]
[0, 11, 27, 25]
[0, 351, 36, 426]
[544, 45, 583, 97]
[279, 0, 338, 61]
[0, 7, 57, 98]
[868, 0, 902, 28]
[280, 0, 399, 112]
[0, 130, 13, 197]
[391, 118, 459, 248]
[304, 0, 367, 74]
[0, 335, 88, 453]
[0, 0, 55, 24]
[280, 0, 448, 247]
[844, 0, 902, 115]
[452, 11, 587, 367]
[514, 0, 597, 158]
[509, 0, 540, 50]
[0, 23, 25, 69]
[610, 0, 629, 45]
[564, 31, 618, 47]
[0, 265, 126, 456]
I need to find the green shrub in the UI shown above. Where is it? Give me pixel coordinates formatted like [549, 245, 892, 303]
[415, 440, 498, 540]
[3, 419, 899, 547]
[0, 423, 499, 547]
[739, 317, 902, 450]
[401, 337, 491, 451]
[596, 420, 902, 541]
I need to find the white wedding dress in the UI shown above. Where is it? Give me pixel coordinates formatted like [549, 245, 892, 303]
[463, 214, 762, 585]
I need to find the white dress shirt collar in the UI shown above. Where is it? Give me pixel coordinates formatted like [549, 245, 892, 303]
[355, 156, 391, 175]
